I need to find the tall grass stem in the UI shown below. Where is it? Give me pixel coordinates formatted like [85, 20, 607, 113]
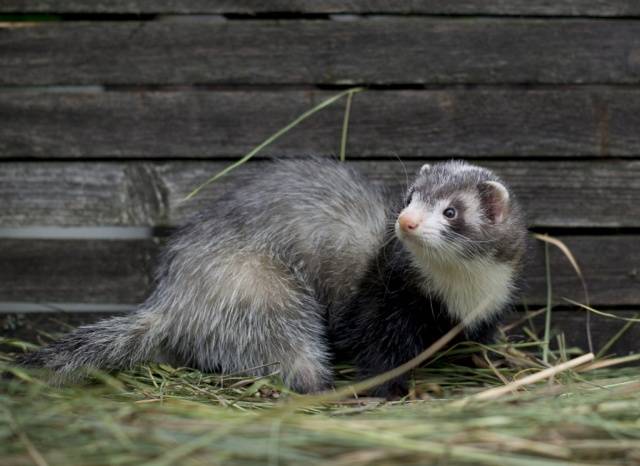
[339, 89, 357, 162]
[184, 87, 365, 201]
[543, 241, 552, 364]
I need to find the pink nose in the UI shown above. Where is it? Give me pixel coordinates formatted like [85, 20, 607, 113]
[398, 212, 421, 232]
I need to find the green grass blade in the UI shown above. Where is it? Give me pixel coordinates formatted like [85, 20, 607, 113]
[339, 88, 357, 162]
[183, 87, 365, 201]
[542, 241, 553, 364]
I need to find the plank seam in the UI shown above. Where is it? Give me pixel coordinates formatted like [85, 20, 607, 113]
[5, 12, 640, 20]
[7, 82, 640, 93]
[2, 156, 640, 163]
[0, 227, 153, 240]
[0, 303, 137, 313]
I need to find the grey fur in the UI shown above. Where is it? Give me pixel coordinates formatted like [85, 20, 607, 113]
[18, 158, 526, 393]
[20, 158, 387, 392]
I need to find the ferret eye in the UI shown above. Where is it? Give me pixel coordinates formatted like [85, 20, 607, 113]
[443, 207, 456, 219]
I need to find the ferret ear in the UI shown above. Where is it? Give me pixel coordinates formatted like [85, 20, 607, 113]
[419, 163, 431, 175]
[479, 180, 510, 224]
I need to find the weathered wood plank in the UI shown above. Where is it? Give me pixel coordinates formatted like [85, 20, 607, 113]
[525, 235, 640, 307]
[0, 238, 158, 303]
[513, 309, 640, 356]
[2, 310, 639, 357]
[0, 163, 168, 227]
[2, 19, 640, 85]
[2, 89, 638, 158]
[0, 235, 638, 305]
[2, 160, 638, 228]
[2, 1, 640, 17]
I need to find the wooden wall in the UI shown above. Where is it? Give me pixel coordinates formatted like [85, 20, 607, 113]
[1, 1, 639, 354]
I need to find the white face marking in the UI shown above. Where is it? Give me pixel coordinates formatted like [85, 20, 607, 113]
[395, 195, 454, 252]
[395, 189, 515, 329]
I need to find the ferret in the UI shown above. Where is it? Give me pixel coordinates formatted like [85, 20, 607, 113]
[17, 158, 527, 397]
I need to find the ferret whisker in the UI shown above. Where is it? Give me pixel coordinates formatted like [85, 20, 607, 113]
[445, 229, 499, 245]
[393, 154, 411, 196]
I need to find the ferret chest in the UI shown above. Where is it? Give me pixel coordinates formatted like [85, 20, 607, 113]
[416, 257, 514, 329]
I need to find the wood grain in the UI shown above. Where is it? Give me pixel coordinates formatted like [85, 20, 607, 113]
[0, 235, 638, 306]
[0, 162, 169, 227]
[2, 160, 638, 228]
[3, 19, 640, 85]
[0, 238, 158, 303]
[2, 1, 640, 16]
[2, 89, 639, 159]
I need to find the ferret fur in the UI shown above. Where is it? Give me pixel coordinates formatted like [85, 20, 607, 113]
[18, 158, 526, 396]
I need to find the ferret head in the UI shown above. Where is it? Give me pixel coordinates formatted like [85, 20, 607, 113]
[395, 161, 526, 265]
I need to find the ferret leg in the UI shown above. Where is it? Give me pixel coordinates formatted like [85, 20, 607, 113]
[254, 287, 333, 393]
[333, 294, 426, 398]
[280, 334, 333, 393]
[163, 253, 333, 393]
[353, 340, 421, 398]
[168, 300, 333, 393]
[225, 291, 333, 393]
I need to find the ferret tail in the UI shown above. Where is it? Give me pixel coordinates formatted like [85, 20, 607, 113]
[15, 311, 162, 382]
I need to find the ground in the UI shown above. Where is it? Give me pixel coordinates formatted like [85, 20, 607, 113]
[2, 332, 640, 466]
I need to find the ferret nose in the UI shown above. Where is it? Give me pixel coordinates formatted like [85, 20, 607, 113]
[398, 212, 421, 232]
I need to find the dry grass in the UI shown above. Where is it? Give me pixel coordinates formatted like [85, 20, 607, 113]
[2, 325, 640, 466]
